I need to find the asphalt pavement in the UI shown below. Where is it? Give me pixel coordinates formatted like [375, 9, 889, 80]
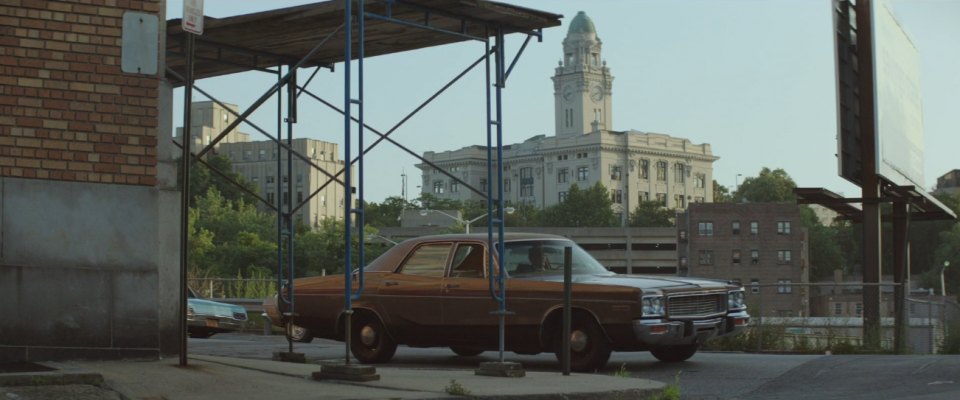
[0, 354, 665, 400]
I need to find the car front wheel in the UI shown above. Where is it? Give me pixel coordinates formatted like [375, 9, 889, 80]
[554, 318, 611, 372]
[286, 322, 313, 343]
[349, 313, 397, 363]
[650, 344, 699, 363]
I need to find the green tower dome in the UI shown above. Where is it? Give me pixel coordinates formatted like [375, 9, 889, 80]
[567, 11, 596, 35]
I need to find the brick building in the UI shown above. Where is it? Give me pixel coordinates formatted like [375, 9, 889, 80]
[678, 203, 810, 317]
[1, 0, 179, 360]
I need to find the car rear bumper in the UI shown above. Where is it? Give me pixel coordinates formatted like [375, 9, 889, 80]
[187, 315, 246, 332]
[633, 310, 750, 345]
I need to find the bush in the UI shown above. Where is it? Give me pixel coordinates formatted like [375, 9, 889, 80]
[940, 322, 960, 354]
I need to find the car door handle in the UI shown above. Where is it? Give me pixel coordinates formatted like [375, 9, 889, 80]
[384, 281, 400, 287]
[445, 283, 460, 289]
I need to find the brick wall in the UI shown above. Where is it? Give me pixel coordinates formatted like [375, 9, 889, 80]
[0, 0, 161, 186]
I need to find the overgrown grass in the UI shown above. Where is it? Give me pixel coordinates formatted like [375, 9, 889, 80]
[444, 379, 472, 396]
[703, 323, 894, 354]
[648, 372, 681, 400]
[612, 363, 629, 378]
[940, 321, 960, 354]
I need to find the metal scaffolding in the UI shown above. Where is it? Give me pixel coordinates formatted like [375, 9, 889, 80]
[166, 0, 560, 367]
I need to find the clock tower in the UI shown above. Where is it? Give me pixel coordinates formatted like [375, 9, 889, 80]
[552, 11, 613, 137]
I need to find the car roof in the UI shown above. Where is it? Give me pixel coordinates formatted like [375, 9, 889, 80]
[401, 232, 569, 243]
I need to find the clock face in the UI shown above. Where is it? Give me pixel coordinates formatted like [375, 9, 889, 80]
[562, 85, 573, 102]
[590, 85, 604, 102]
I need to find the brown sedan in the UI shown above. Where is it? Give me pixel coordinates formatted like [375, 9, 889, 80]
[265, 233, 749, 372]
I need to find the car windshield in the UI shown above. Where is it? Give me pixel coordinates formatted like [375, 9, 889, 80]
[500, 239, 613, 277]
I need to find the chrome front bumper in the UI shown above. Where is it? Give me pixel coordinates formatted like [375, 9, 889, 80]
[633, 310, 750, 345]
[187, 315, 247, 332]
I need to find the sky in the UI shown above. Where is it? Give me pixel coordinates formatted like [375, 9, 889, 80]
[165, 0, 960, 203]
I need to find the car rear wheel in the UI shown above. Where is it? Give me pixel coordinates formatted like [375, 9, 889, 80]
[286, 322, 313, 343]
[554, 318, 611, 372]
[350, 313, 397, 363]
[450, 346, 484, 357]
[650, 344, 699, 363]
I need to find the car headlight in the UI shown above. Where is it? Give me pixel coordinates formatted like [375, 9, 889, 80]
[728, 289, 746, 310]
[187, 306, 195, 316]
[642, 295, 665, 317]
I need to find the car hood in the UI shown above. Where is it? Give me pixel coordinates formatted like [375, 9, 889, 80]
[525, 273, 732, 291]
[188, 298, 246, 316]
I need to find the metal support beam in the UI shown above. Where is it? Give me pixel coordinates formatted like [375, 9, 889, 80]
[178, 33, 195, 367]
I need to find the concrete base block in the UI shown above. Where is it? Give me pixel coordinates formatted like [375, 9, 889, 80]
[474, 361, 526, 378]
[271, 352, 306, 363]
[312, 362, 380, 381]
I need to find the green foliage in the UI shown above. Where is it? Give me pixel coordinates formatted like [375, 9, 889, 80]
[940, 321, 960, 354]
[800, 205, 849, 281]
[504, 201, 542, 228]
[733, 167, 797, 203]
[444, 379, 472, 396]
[713, 180, 732, 203]
[364, 196, 416, 228]
[416, 192, 463, 212]
[648, 372, 681, 400]
[178, 155, 257, 207]
[612, 363, 629, 378]
[540, 182, 617, 227]
[629, 200, 675, 227]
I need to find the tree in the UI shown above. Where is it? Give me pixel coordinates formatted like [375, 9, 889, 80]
[733, 168, 797, 203]
[800, 206, 848, 281]
[713, 180, 732, 203]
[540, 182, 617, 227]
[190, 187, 277, 277]
[177, 155, 257, 208]
[364, 196, 416, 228]
[629, 200, 675, 227]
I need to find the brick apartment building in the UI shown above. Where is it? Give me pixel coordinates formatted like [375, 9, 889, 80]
[1, 1, 179, 360]
[678, 203, 810, 317]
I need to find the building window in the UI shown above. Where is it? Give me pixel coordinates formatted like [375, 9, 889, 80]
[258, 149, 266, 159]
[778, 279, 793, 294]
[732, 221, 741, 235]
[504, 178, 511, 192]
[559, 191, 567, 202]
[751, 279, 760, 294]
[674, 194, 686, 209]
[433, 180, 445, 194]
[674, 162, 687, 183]
[266, 176, 275, 184]
[297, 191, 303, 203]
[609, 165, 622, 181]
[694, 196, 705, 203]
[479, 178, 487, 190]
[777, 221, 792, 235]
[777, 250, 792, 264]
[834, 303, 843, 316]
[750, 221, 759, 235]
[558, 168, 569, 183]
[640, 159, 650, 179]
[698, 221, 714, 236]
[694, 173, 706, 188]
[639, 191, 649, 201]
[855, 303, 863, 316]
[577, 166, 589, 181]
[732, 249, 741, 264]
[656, 161, 667, 181]
[450, 181, 459, 193]
[610, 189, 622, 204]
[698, 250, 714, 265]
[252, 176, 259, 184]
[243, 150, 252, 160]
[267, 192, 275, 204]
[656, 193, 667, 207]
[751, 250, 760, 264]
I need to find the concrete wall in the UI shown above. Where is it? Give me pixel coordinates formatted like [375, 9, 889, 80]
[0, 177, 179, 360]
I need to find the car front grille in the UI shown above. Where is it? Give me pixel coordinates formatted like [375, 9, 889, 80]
[666, 293, 726, 318]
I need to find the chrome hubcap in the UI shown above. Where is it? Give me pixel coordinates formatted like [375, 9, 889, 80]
[360, 325, 377, 346]
[570, 330, 588, 352]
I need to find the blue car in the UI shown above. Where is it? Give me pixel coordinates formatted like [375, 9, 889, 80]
[187, 288, 248, 338]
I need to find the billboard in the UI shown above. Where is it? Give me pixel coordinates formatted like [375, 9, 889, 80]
[872, 0, 925, 189]
[835, 0, 925, 190]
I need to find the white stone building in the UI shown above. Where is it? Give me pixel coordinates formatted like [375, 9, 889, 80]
[418, 11, 718, 225]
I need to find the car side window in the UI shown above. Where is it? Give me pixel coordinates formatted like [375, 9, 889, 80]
[399, 243, 451, 278]
[450, 243, 485, 278]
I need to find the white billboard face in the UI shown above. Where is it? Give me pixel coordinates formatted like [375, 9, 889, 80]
[873, 0, 925, 189]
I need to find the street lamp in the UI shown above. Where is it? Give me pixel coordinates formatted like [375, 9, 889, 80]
[941, 260, 950, 296]
[366, 234, 398, 245]
[419, 207, 516, 234]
